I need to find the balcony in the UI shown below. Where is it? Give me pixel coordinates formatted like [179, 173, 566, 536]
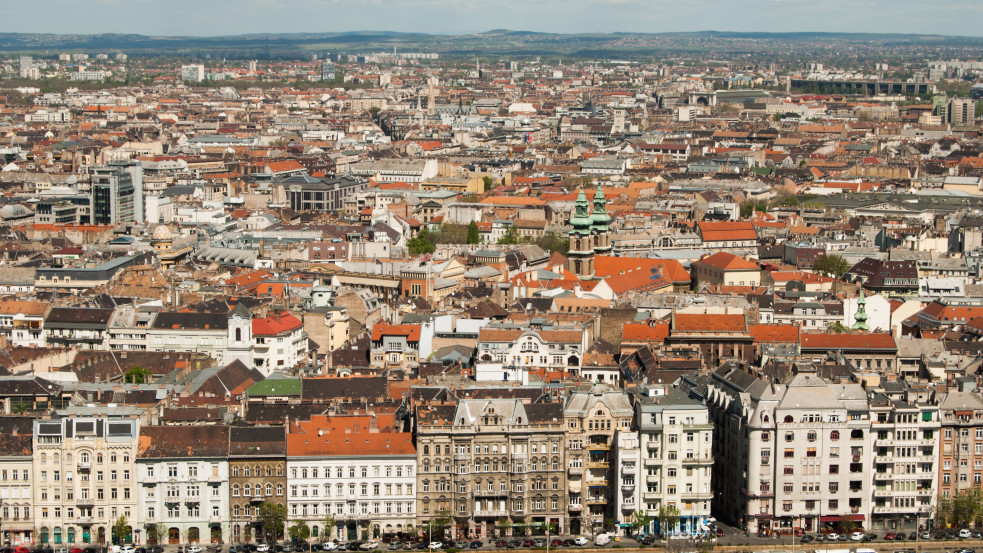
[621, 484, 636, 494]
[872, 505, 894, 514]
[646, 475, 660, 484]
[586, 496, 607, 505]
[874, 455, 892, 464]
[589, 442, 611, 451]
[644, 458, 662, 466]
[586, 460, 610, 469]
[621, 464, 637, 475]
[682, 456, 713, 466]
[568, 504, 583, 512]
[568, 484, 581, 494]
[76, 497, 95, 507]
[873, 489, 892, 497]
[454, 453, 471, 461]
[568, 467, 583, 476]
[586, 479, 608, 487]
[474, 510, 508, 518]
[209, 515, 223, 523]
[78, 517, 93, 524]
[78, 461, 91, 471]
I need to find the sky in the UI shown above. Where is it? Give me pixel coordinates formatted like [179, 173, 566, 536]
[3, 0, 982, 38]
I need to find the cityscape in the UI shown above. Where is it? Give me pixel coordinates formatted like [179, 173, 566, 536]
[0, 8, 983, 553]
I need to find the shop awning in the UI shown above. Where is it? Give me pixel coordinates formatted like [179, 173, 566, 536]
[820, 515, 865, 522]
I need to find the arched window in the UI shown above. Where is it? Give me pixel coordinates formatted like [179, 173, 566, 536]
[277, 484, 283, 496]
[830, 430, 840, 441]
[235, 328, 242, 342]
[851, 429, 864, 439]
[807, 432, 817, 442]
[423, 445, 429, 455]
[80, 452, 90, 463]
[266, 484, 273, 496]
[232, 485, 240, 497]
[783, 415, 793, 423]
[243, 484, 251, 497]
[243, 466, 250, 477]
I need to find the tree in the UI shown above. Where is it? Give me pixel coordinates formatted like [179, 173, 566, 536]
[123, 366, 152, 384]
[288, 520, 311, 543]
[467, 221, 480, 244]
[482, 175, 496, 192]
[496, 516, 513, 538]
[257, 502, 286, 543]
[407, 228, 435, 256]
[497, 226, 520, 245]
[827, 321, 850, 334]
[148, 522, 167, 545]
[322, 514, 337, 542]
[112, 516, 130, 545]
[812, 253, 851, 278]
[429, 509, 452, 539]
[657, 504, 681, 538]
[629, 509, 652, 537]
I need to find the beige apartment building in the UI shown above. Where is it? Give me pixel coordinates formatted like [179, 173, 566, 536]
[415, 399, 566, 540]
[32, 412, 141, 546]
[563, 386, 634, 536]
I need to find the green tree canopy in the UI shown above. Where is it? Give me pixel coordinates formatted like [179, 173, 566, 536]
[657, 504, 681, 538]
[467, 221, 480, 244]
[258, 501, 286, 542]
[482, 175, 496, 192]
[112, 515, 130, 545]
[812, 253, 851, 278]
[497, 226, 520, 245]
[407, 228, 435, 256]
[629, 509, 652, 536]
[123, 366, 152, 384]
[289, 520, 311, 543]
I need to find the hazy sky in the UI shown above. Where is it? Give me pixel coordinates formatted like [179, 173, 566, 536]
[3, 0, 982, 37]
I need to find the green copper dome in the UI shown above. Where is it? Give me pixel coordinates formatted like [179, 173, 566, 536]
[590, 187, 610, 231]
[569, 188, 593, 236]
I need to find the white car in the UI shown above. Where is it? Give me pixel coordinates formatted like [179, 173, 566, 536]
[121, 547, 136, 553]
[256, 546, 270, 553]
[187, 547, 203, 553]
[323, 544, 338, 551]
[850, 532, 864, 542]
[428, 542, 443, 550]
[960, 529, 972, 538]
[827, 533, 840, 541]
[360, 542, 380, 551]
[574, 537, 590, 546]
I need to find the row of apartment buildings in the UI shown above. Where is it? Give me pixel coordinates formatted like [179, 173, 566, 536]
[4, 374, 979, 547]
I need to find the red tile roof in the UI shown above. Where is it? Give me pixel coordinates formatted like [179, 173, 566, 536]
[673, 313, 747, 332]
[287, 414, 415, 457]
[371, 323, 421, 342]
[750, 324, 800, 343]
[252, 311, 303, 336]
[800, 332, 897, 350]
[693, 252, 759, 271]
[697, 221, 757, 242]
[622, 322, 670, 342]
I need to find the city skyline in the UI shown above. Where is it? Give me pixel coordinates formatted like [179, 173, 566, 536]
[2, 0, 983, 39]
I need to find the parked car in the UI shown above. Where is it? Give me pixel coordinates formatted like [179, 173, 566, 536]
[562, 540, 575, 547]
[427, 543, 442, 551]
[864, 533, 877, 541]
[188, 547, 203, 553]
[506, 541, 521, 549]
[826, 533, 841, 541]
[921, 532, 932, 540]
[494, 541, 507, 549]
[573, 538, 589, 547]
[550, 540, 563, 547]
[388, 544, 400, 551]
[533, 540, 547, 548]
[960, 529, 973, 539]
[256, 547, 270, 553]
[121, 547, 136, 553]
[469, 543, 482, 550]
[321, 545, 338, 552]
[895, 533, 907, 540]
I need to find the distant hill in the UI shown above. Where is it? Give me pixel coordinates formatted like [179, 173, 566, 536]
[0, 30, 980, 58]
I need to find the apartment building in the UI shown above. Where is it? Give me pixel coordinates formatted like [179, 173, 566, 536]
[147, 304, 254, 366]
[252, 312, 309, 375]
[938, 391, 983, 500]
[415, 399, 566, 540]
[286, 414, 416, 542]
[698, 366, 873, 536]
[868, 392, 939, 532]
[636, 389, 714, 536]
[475, 326, 588, 382]
[563, 387, 634, 536]
[0, 419, 34, 546]
[228, 426, 287, 545]
[136, 426, 231, 545]
[32, 413, 140, 547]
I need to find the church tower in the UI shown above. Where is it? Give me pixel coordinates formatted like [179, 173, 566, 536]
[567, 189, 595, 278]
[590, 187, 612, 256]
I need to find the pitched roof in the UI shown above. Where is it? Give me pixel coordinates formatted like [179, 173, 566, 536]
[622, 322, 670, 342]
[673, 313, 747, 333]
[371, 323, 421, 342]
[750, 324, 800, 343]
[693, 252, 759, 271]
[286, 413, 415, 457]
[252, 311, 303, 336]
[138, 425, 230, 458]
[697, 221, 756, 242]
[800, 332, 897, 351]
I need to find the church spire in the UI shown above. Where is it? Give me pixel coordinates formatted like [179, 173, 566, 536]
[852, 289, 870, 331]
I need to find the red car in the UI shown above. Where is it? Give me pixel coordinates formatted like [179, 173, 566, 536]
[14, 547, 30, 553]
[715, 528, 725, 537]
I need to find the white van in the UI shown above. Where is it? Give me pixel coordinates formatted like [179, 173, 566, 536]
[595, 534, 612, 546]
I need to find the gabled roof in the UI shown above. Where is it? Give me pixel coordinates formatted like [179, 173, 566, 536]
[371, 323, 421, 342]
[252, 311, 303, 336]
[800, 332, 897, 351]
[693, 252, 759, 271]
